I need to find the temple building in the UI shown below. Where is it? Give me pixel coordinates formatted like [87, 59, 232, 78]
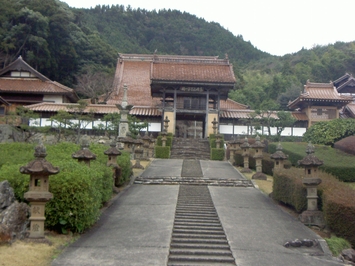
[288, 80, 353, 127]
[105, 53, 247, 138]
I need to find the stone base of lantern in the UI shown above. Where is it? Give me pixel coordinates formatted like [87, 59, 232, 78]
[252, 172, 267, 180]
[299, 210, 326, 229]
[132, 159, 144, 169]
[241, 168, 252, 173]
[28, 202, 47, 239]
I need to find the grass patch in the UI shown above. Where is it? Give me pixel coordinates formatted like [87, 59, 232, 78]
[237, 167, 273, 195]
[325, 236, 352, 256]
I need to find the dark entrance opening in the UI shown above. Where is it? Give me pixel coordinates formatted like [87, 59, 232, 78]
[175, 113, 205, 138]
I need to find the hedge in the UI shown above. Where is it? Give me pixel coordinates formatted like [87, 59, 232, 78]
[268, 142, 355, 182]
[211, 148, 224, 160]
[272, 167, 355, 247]
[155, 146, 170, 158]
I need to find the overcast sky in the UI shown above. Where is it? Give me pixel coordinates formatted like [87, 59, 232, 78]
[62, 0, 355, 56]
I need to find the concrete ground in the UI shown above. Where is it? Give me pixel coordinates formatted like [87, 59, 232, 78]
[52, 159, 344, 266]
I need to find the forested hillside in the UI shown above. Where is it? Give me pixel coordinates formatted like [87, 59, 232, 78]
[1, 0, 355, 110]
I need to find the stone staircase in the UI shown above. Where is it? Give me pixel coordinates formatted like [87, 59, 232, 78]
[170, 138, 210, 160]
[167, 185, 236, 265]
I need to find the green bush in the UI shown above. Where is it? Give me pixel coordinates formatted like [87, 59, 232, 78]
[303, 119, 355, 146]
[155, 146, 170, 158]
[0, 143, 35, 168]
[0, 164, 30, 201]
[325, 236, 351, 256]
[272, 168, 307, 212]
[211, 148, 224, 160]
[117, 151, 132, 184]
[45, 160, 102, 233]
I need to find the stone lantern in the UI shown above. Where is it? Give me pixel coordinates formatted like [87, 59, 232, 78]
[20, 142, 59, 239]
[132, 136, 144, 169]
[149, 134, 155, 158]
[141, 131, 151, 161]
[104, 140, 122, 186]
[212, 117, 218, 134]
[240, 137, 252, 173]
[270, 142, 288, 171]
[161, 116, 170, 147]
[228, 135, 242, 165]
[72, 136, 96, 167]
[251, 135, 266, 180]
[298, 142, 325, 227]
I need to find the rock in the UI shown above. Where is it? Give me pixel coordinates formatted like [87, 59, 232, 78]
[0, 224, 11, 244]
[0, 201, 30, 241]
[341, 249, 355, 262]
[0, 181, 15, 210]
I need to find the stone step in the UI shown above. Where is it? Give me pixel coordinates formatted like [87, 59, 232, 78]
[170, 243, 230, 250]
[168, 254, 235, 264]
[170, 138, 211, 160]
[171, 238, 229, 245]
[169, 249, 234, 256]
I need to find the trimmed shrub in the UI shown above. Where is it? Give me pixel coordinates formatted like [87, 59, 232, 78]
[211, 148, 224, 160]
[116, 151, 132, 185]
[45, 160, 102, 233]
[209, 134, 224, 149]
[272, 168, 307, 212]
[155, 146, 170, 158]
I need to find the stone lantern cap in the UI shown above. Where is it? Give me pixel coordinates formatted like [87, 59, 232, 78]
[240, 137, 250, 149]
[72, 137, 96, 160]
[298, 142, 323, 167]
[104, 141, 121, 156]
[251, 135, 265, 149]
[142, 132, 151, 141]
[20, 143, 60, 175]
[270, 143, 288, 160]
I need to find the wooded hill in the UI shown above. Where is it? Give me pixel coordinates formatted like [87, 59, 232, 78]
[1, 0, 355, 110]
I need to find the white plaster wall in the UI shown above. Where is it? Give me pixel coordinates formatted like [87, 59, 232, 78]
[43, 95, 63, 103]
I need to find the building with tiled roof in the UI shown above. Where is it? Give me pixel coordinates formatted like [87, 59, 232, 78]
[0, 56, 79, 116]
[288, 80, 353, 127]
[107, 53, 246, 137]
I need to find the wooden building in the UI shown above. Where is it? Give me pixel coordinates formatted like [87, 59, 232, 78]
[0, 56, 79, 116]
[288, 80, 353, 127]
[106, 53, 247, 138]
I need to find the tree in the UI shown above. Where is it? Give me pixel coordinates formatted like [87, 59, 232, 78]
[67, 100, 95, 143]
[128, 116, 148, 138]
[100, 112, 121, 137]
[272, 111, 296, 140]
[74, 68, 114, 103]
[49, 110, 74, 142]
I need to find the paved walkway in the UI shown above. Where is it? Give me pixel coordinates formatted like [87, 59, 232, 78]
[52, 159, 344, 266]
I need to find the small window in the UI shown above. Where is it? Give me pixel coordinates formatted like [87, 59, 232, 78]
[0, 107, 5, 115]
[317, 109, 322, 116]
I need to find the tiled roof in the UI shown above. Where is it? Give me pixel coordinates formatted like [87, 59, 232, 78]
[107, 60, 160, 107]
[0, 56, 49, 81]
[0, 78, 79, 102]
[337, 76, 355, 93]
[288, 81, 352, 109]
[25, 102, 119, 114]
[333, 73, 351, 87]
[130, 107, 161, 116]
[345, 103, 355, 118]
[220, 110, 279, 119]
[152, 62, 236, 84]
[220, 99, 249, 110]
[291, 111, 308, 121]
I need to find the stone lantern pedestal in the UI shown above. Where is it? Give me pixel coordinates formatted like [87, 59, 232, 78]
[240, 137, 252, 173]
[104, 140, 122, 186]
[141, 132, 151, 161]
[132, 137, 144, 169]
[251, 135, 266, 180]
[20, 143, 59, 239]
[298, 142, 325, 228]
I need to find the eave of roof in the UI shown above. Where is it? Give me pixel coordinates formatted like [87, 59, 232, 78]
[25, 102, 119, 114]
